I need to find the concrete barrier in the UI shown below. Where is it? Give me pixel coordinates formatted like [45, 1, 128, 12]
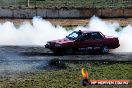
[79, 8, 102, 18]
[101, 8, 124, 17]
[58, 9, 80, 18]
[0, 7, 131, 18]
[0, 8, 13, 18]
[124, 8, 132, 17]
[13, 8, 36, 18]
[37, 9, 47, 17]
[46, 9, 59, 18]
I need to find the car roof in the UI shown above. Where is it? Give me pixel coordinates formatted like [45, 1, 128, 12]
[79, 30, 100, 33]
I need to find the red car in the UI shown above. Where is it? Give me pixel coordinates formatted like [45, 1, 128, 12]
[45, 30, 120, 54]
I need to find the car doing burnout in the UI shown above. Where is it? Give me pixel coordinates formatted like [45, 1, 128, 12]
[45, 30, 120, 54]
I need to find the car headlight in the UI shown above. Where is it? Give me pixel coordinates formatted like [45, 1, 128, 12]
[55, 43, 62, 47]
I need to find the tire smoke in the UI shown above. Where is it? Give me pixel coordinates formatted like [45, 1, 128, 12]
[0, 16, 131, 52]
[0, 17, 67, 45]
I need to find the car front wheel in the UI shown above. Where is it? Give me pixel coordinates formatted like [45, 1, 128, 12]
[65, 47, 73, 54]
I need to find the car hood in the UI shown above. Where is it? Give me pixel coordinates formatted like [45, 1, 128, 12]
[50, 38, 74, 44]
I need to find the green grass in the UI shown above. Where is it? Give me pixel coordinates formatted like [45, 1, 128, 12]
[0, 62, 132, 88]
[0, 0, 27, 6]
[0, 0, 131, 8]
[31, 0, 132, 8]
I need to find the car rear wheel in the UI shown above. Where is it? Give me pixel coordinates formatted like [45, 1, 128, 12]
[101, 46, 109, 53]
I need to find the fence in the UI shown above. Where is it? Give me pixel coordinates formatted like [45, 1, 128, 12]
[0, 0, 131, 8]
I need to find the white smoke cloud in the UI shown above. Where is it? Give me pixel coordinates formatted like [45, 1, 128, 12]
[0, 16, 132, 52]
[0, 17, 67, 45]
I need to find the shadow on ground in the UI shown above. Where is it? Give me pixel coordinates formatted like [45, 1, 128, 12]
[20, 51, 106, 56]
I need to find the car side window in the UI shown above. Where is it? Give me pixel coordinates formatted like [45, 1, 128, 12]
[91, 32, 103, 40]
[80, 33, 91, 41]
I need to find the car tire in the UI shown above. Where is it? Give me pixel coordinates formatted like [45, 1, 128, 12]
[65, 47, 73, 54]
[101, 45, 109, 53]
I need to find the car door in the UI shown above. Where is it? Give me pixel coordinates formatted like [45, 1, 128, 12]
[74, 33, 93, 52]
[87, 32, 104, 50]
[75, 32, 104, 52]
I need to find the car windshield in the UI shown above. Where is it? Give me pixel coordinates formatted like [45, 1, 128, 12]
[66, 31, 82, 40]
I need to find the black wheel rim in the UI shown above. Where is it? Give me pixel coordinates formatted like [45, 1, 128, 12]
[102, 46, 109, 53]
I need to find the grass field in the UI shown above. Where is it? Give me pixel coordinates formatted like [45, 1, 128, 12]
[0, 0, 131, 8]
[0, 61, 132, 88]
